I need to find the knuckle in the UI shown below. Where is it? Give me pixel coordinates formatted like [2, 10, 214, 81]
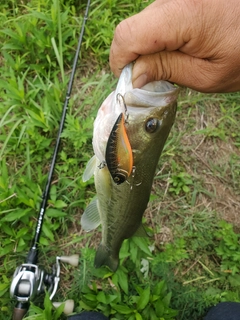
[155, 52, 172, 81]
[114, 20, 132, 47]
[197, 62, 225, 92]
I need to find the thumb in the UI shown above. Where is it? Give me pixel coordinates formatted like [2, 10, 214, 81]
[132, 52, 222, 93]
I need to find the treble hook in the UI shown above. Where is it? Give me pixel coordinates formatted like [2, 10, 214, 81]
[116, 93, 128, 122]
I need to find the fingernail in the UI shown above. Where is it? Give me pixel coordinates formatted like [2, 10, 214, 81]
[132, 73, 148, 88]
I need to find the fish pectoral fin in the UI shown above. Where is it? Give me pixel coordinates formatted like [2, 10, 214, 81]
[82, 155, 97, 182]
[133, 224, 148, 237]
[81, 197, 101, 231]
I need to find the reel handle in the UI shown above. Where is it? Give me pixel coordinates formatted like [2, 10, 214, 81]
[52, 299, 74, 315]
[59, 254, 79, 267]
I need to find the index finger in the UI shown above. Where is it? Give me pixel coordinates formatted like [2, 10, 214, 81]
[109, 0, 194, 76]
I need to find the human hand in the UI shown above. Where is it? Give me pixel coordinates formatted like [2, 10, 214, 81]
[110, 0, 240, 93]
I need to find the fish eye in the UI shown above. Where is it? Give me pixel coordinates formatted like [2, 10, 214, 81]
[145, 118, 159, 133]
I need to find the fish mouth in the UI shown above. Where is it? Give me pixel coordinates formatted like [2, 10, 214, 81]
[124, 83, 179, 110]
[121, 83, 178, 119]
[113, 64, 179, 112]
[92, 63, 179, 163]
[114, 63, 179, 110]
[141, 80, 178, 93]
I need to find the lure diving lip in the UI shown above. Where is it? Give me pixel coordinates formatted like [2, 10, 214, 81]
[105, 112, 133, 185]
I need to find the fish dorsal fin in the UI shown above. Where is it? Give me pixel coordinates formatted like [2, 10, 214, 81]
[82, 155, 97, 182]
[81, 197, 101, 231]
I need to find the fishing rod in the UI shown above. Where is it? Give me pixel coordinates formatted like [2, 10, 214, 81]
[10, 1, 91, 319]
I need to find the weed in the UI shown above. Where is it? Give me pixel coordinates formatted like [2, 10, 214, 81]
[168, 160, 194, 195]
[169, 172, 193, 195]
[214, 220, 240, 275]
[76, 236, 178, 320]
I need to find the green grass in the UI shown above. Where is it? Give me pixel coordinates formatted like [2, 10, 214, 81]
[1, 0, 240, 319]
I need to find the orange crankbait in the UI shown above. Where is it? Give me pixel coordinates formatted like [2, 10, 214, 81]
[105, 113, 133, 185]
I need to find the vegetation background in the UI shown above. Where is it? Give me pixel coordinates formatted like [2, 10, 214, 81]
[0, 0, 240, 319]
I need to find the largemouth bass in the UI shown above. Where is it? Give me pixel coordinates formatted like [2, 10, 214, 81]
[82, 63, 179, 271]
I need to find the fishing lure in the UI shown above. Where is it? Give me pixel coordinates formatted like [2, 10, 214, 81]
[105, 112, 133, 185]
